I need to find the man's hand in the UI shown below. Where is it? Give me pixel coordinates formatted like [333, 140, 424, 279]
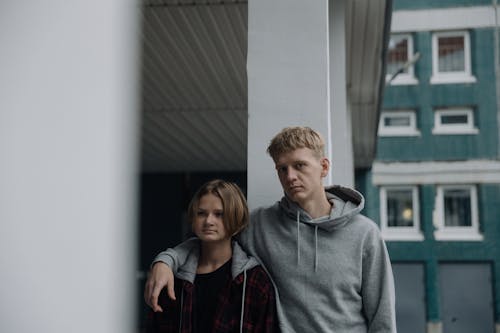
[144, 262, 176, 312]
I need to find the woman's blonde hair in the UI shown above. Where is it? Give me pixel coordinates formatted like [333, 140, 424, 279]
[267, 126, 325, 160]
[187, 179, 249, 236]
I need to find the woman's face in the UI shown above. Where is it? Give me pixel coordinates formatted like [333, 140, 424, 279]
[192, 193, 229, 243]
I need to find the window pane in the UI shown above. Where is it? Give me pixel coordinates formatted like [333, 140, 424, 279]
[438, 36, 465, 72]
[387, 36, 409, 75]
[387, 189, 414, 227]
[441, 114, 468, 125]
[385, 116, 411, 127]
[444, 189, 471, 226]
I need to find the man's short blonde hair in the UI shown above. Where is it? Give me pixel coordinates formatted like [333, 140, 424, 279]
[267, 126, 325, 160]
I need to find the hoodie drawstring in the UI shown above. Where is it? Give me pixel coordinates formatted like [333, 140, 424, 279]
[296, 210, 319, 272]
[296, 211, 301, 264]
[314, 226, 318, 272]
[178, 288, 184, 333]
[240, 270, 247, 333]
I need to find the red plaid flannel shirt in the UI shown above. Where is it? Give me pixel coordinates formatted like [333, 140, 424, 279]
[146, 265, 279, 333]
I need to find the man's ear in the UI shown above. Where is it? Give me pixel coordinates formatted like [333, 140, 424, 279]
[320, 157, 330, 178]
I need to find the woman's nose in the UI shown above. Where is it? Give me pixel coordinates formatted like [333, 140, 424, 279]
[205, 213, 216, 224]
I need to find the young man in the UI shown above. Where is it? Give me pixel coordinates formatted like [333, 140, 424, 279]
[145, 127, 396, 332]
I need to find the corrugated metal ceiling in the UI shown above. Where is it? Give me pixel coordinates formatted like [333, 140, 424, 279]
[347, 0, 390, 168]
[141, 0, 248, 172]
[140, 0, 389, 172]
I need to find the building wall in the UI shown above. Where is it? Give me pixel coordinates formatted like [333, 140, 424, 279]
[378, 29, 498, 161]
[360, 1, 500, 332]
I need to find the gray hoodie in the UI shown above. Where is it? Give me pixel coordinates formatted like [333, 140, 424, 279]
[155, 186, 396, 333]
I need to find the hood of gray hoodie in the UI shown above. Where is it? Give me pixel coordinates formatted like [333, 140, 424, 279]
[278, 185, 365, 232]
[276, 185, 365, 272]
[175, 239, 260, 283]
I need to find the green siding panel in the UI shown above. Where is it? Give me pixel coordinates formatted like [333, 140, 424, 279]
[393, 0, 491, 11]
[379, 29, 499, 161]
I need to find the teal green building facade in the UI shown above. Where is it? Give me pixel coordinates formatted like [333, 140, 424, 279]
[359, 1, 500, 332]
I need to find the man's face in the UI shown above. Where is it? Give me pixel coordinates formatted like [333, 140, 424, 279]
[274, 148, 329, 207]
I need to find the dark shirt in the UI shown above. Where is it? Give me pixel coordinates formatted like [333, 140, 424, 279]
[145, 260, 278, 333]
[193, 260, 232, 333]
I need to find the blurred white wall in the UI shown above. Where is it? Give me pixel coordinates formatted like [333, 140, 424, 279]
[0, 2, 140, 333]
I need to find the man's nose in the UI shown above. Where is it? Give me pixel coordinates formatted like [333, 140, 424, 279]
[286, 167, 298, 181]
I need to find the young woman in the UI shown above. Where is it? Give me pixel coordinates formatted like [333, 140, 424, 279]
[146, 179, 278, 333]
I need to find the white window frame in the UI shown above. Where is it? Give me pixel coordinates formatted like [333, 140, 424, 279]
[386, 34, 419, 85]
[430, 30, 476, 84]
[432, 107, 478, 135]
[380, 186, 423, 241]
[378, 110, 420, 137]
[433, 185, 482, 241]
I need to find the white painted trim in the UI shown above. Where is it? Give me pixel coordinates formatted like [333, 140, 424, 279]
[430, 74, 477, 84]
[389, 76, 419, 86]
[383, 232, 425, 241]
[433, 185, 482, 241]
[434, 230, 484, 241]
[432, 108, 478, 135]
[378, 110, 420, 137]
[392, 6, 497, 32]
[372, 160, 500, 185]
[380, 186, 423, 241]
[432, 127, 479, 135]
[427, 321, 443, 333]
[386, 34, 419, 85]
[431, 31, 475, 85]
[379, 129, 421, 137]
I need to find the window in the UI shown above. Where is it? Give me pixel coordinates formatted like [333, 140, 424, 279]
[431, 31, 475, 84]
[380, 186, 423, 240]
[433, 108, 478, 135]
[378, 110, 420, 136]
[386, 34, 418, 85]
[434, 185, 481, 240]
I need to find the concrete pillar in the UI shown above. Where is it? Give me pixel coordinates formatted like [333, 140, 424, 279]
[329, 0, 354, 187]
[0, 2, 139, 333]
[247, 0, 353, 209]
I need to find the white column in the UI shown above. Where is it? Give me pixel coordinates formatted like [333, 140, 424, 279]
[329, 0, 354, 187]
[247, 0, 353, 210]
[0, 2, 139, 333]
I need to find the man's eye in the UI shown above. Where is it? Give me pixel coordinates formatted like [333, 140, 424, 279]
[296, 163, 304, 169]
